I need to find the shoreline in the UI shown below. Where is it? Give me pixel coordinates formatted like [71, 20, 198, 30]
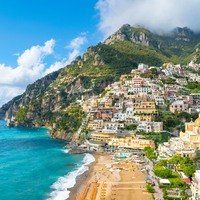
[47, 152, 96, 200]
[68, 153, 154, 200]
[68, 153, 99, 200]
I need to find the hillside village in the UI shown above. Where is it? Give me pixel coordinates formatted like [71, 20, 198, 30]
[1, 24, 200, 200]
[3, 2, 200, 200]
[72, 61, 200, 199]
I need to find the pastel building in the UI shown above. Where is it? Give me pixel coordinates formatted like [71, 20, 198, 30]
[179, 114, 200, 149]
[134, 101, 157, 121]
[169, 100, 188, 113]
[137, 121, 163, 133]
[191, 170, 200, 200]
[128, 86, 151, 94]
[158, 115, 200, 159]
[108, 135, 155, 150]
[103, 122, 125, 133]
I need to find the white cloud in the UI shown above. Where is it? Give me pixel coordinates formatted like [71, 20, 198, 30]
[0, 86, 24, 106]
[69, 35, 86, 49]
[0, 39, 55, 88]
[0, 39, 55, 105]
[44, 35, 86, 75]
[96, 0, 200, 37]
[0, 35, 86, 106]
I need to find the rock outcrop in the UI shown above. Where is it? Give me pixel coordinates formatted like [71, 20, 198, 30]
[1, 24, 200, 140]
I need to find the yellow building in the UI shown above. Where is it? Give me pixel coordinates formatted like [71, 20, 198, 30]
[91, 98, 99, 108]
[138, 114, 154, 122]
[87, 120, 103, 130]
[180, 114, 200, 149]
[104, 98, 113, 108]
[134, 101, 157, 114]
[108, 135, 155, 150]
[133, 101, 157, 121]
[90, 132, 116, 143]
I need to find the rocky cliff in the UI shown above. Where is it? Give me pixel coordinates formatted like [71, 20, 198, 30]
[1, 24, 200, 140]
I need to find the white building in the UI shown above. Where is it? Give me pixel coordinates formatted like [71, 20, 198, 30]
[138, 63, 149, 72]
[125, 107, 134, 118]
[154, 96, 165, 107]
[188, 72, 200, 82]
[103, 122, 124, 133]
[137, 121, 163, 133]
[158, 138, 196, 159]
[112, 112, 127, 122]
[191, 170, 200, 200]
[128, 86, 151, 94]
[169, 100, 189, 113]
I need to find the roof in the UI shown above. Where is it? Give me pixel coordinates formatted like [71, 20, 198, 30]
[159, 179, 170, 184]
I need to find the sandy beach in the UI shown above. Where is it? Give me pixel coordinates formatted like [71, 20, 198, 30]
[69, 153, 153, 200]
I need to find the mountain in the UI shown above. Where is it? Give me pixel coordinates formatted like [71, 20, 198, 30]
[105, 24, 200, 62]
[0, 70, 61, 120]
[1, 24, 200, 140]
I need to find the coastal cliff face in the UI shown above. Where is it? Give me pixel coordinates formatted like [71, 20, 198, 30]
[1, 24, 200, 140]
[0, 70, 60, 122]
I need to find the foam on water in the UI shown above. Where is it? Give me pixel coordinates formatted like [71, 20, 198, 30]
[48, 153, 95, 200]
[61, 149, 69, 154]
[0, 120, 85, 200]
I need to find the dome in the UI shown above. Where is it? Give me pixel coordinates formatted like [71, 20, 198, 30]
[194, 114, 200, 126]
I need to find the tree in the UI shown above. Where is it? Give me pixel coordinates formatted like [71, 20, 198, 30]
[154, 166, 173, 178]
[182, 164, 196, 177]
[125, 124, 137, 130]
[146, 184, 155, 193]
[141, 131, 170, 147]
[169, 178, 185, 187]
[186, 81, 200, 93]
[144, 147, 157, 160]
[168, 155, 196, 177]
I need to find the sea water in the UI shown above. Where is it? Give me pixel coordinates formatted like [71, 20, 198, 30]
[0, 120, 94, 200]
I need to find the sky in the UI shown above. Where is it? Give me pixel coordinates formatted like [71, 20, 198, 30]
[0, 0, 200, 106]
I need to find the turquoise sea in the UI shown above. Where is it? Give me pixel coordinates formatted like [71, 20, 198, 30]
[0, 120, 94, 200]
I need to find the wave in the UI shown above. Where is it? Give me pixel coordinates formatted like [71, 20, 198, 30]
[61, 149, 69, 154]
[47, 153, 95, 200]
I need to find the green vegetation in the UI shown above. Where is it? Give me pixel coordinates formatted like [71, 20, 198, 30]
[15, 107, 29, 125]
[155, 111, 198, 132]
[50, 104, 85, 139]
[138, 131, 170, 147]
[194, 151, 200, 169]
[146, 183, 155, 193]
[161, 77, 176, 85]
[144, 147, 157, 160]
[111, 41, 169, 66]
[154, 166, 174, 178]
[80, 76, 92, 89]
[140, 68, 158, 79]
[116, 25, 200, 64]
[163, 187, 189, 200]
[186, 81, 200, 93]
[125, 124, 137, 131]
[155, 155, 196, 178]
[169, 177, 185, 187]
[93, 75, 115, 94]
[6, 25, 200, 141]
[155, 155, 195, 200]
[78, 128, 91, 142]
[169, 155, 196, 177]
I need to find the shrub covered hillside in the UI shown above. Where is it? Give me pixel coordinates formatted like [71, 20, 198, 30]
[1, 24, 200, 140]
